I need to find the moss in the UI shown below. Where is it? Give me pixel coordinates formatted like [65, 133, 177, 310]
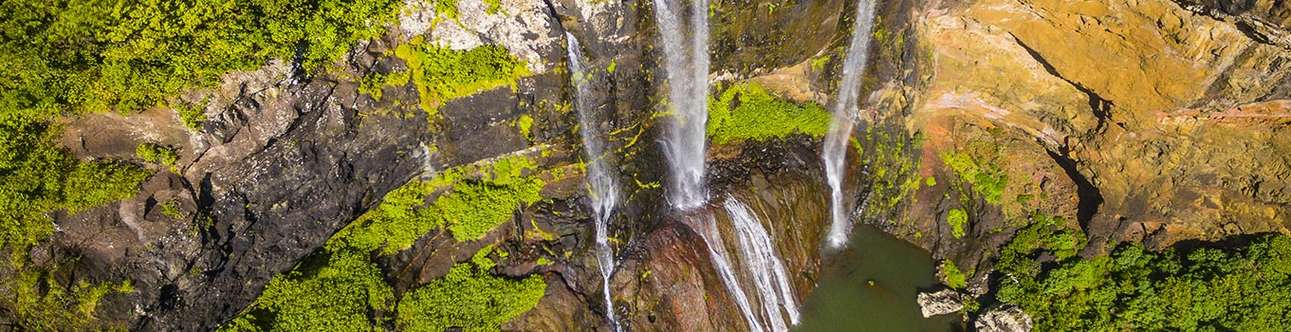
[174, 100, 207, 131]
[925, 176, 936, 187]
[2, 260, 135, 330]
[706, 82, 831, 145]
[159, 200, 185, 220]
[517, 114, 534, 140]
[388, 37, 529, 119]
[940, 260, 967, 289]
[396, 263, 546, 332]
[811, 55, 831, 72]
[482, 0, 503, 15]
[947, 208, 968, 239]
[941, 151, 1007, 205]
[328, 155, 546, 254]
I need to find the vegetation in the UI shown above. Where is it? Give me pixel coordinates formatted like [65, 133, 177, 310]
[328, 155, 546, 254]
[136, 143, 179, 168]
[174, 101, 208, 131]
[996, 233, 1291, 331]
[946, 208, 968, 239]
[222, 249, 395, 331]
[940, 260, 966, 290]
[941, 151, 1007, 205]
[2, 264, 135, 331]
[397, 262, 546, 331]
[369, 38, 529, 117]
[706, 82, 830, 145]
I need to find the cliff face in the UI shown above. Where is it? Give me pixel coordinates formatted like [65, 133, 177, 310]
[19, 0, 1291, 330]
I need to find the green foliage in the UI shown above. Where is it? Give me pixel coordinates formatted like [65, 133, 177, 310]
[483, 0, 503, 14]
[1, 260, 134, 330]
[997, 235, 1291, 331]
[925, 176, 936, 187]
[159, 200, 185, 220]
[940, 260, 966, 290]
[135, 143, 179, 168]
[946, 208, 968, 239]
[706, 82, 831, 145]
[941, 151, 1007, 204]
[811, 55, 831, 72]
[397, 263, 546, 331]
[224, 249, 395, 331]
[389, 38, 529, 117]
[517, 114, 534, 140]
[61, 161, 151, 213]
[1, 0, 401, 118]
[174, 101, 208, 131]
[328, 155, 546, 254]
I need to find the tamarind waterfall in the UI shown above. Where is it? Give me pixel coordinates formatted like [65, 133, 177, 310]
[567, 33, 622, 331]
[723, 198, 801, 331]
[822, 0, 878, 248]
[653, 0, 711, 211]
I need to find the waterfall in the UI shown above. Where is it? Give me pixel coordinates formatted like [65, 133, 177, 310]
[693, 196, 801, 332]
[822, 0, 878, 248]
[723, 198, 800, 330]
[567, 32, 623, 331]
[652, 0, 711, 210]
[694, 212, 765, 332]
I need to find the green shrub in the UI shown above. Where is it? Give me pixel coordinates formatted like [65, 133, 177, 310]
[135, 143, 179, 168]
[328, 155, 545, 254]
[941, 151, 1007, 204]
[223, 249, 395, 331]
[940, 260, 967, 289]
[996, 235, 1291, 331]
[397, 263, 546, 331]
[1, 260, 134, 330]
[385, 38, 530, 117]
[946, 208, 968, 239]
[706, 82, 831, 145]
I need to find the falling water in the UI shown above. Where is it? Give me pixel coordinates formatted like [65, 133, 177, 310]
[567, 32, 622, 331]
[822, 0, 878, 248]
[724, 198, 800, 330]
[694, 212, 765, 332]
[653, 0, 711, 210]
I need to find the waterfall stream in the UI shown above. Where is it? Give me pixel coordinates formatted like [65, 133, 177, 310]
[822, 0, 878, 248]
[723, 198, 801, 331]
[567, 32, 623, 331]
[652, 0, 711, 210]
[693, 196, 801, 332]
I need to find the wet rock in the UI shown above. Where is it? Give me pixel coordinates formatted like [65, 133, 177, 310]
[916, 289, 964, 318]
[974, 306, 1033, 332]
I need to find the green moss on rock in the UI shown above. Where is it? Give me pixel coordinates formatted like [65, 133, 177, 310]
[396, 263, 546, 332]
[706, 82, 830, 145]
[382, 38, 530, 118]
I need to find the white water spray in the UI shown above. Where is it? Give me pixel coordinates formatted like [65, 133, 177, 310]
[822, 0, 878, 248]
[567, 32, 622, 331]
[653, 0, 711, 210]
[723, 198, 801, 331]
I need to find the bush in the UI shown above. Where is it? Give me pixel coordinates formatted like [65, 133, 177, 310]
[135, 143, 179, 168]
[946, 208, 968, 239]
[396, 263, 546, 331]
[941, 260, 967, 289]
[706, 82, 831, 145]
[377, 38, 530, 117]
[328, 155, 546, 254]
[222, 249, 395, 331]
[941, 151, 1007, 204]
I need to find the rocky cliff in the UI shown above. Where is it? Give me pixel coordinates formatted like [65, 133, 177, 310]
[5, 0, 1289, 330]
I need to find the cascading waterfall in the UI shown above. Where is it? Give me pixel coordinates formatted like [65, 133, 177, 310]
[567, 32, 623, 331]
[694, 212, 765, 332]
[822, 0, 878, 248]
[723, 198, 800, 331]
[692, 196, 801, 332]
[652, 0, 711, 210]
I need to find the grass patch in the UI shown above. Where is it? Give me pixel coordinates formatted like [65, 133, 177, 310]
[706, 82, 830, 145]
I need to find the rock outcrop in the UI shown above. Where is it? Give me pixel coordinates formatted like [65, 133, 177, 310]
[916, 289, 964, 318]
